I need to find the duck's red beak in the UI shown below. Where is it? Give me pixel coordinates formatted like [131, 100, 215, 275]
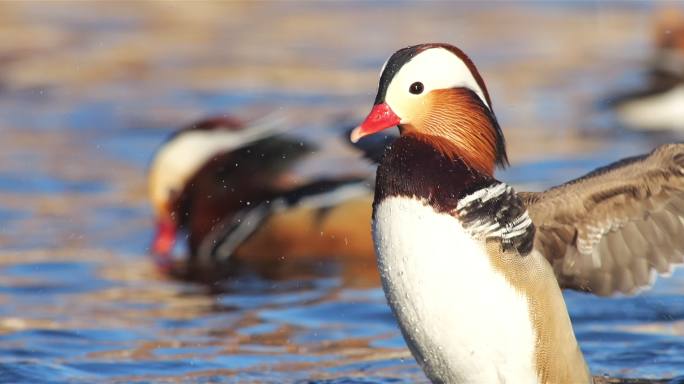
[350, 103, 400, 143]
[152, 216, 177, 268]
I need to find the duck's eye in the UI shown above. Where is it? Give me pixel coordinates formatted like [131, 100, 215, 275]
[409, 82, 424, 95]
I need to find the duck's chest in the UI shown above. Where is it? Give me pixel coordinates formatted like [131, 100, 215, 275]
[373, 196, 540, 384]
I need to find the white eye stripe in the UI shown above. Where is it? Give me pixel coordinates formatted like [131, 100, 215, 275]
[384, 47, 490, 118]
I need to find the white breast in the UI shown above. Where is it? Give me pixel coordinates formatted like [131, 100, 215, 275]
[373, 197, 539, 384]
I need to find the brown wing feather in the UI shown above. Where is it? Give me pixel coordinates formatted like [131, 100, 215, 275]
[520, 143, 684, 296]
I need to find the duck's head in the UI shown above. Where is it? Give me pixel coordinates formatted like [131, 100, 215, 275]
[351, 43, 508, 176]
[655, 8, 684, 54]
[148, 116, 243, 259]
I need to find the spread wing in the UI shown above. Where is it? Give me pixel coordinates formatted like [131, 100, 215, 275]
[520, 144, 684, 296]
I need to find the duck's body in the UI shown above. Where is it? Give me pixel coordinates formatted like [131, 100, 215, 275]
[354, 43, 684, 383]
[148, 116, 384, 281]
[374, 136, 589, 383]
[611, 74, 684, 131]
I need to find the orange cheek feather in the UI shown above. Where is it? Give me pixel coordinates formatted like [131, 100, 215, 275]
[408, 89, 498, 176]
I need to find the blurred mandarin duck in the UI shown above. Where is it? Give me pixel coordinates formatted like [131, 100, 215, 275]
[148, 115, 390, 283]
[352, 43, 684, 383]
[608, 8, 684, 131]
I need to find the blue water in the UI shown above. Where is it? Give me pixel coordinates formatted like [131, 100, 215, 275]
[0, 2, 683, 383]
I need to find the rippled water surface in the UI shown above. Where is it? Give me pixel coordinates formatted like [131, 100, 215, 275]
[1, 2, 684, 383]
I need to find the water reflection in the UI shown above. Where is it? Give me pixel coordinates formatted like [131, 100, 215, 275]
[0, 1, 682, 383]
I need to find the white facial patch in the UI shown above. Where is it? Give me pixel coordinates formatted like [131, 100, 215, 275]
[384, 47, 490, 122]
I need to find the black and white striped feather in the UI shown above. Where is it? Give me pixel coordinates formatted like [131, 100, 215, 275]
[456, 182, 535, 256]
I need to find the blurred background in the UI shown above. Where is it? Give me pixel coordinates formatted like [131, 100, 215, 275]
[1, 1, 684, 382]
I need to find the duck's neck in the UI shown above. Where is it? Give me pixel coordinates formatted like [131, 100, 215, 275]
[373, 135, 493, 214]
